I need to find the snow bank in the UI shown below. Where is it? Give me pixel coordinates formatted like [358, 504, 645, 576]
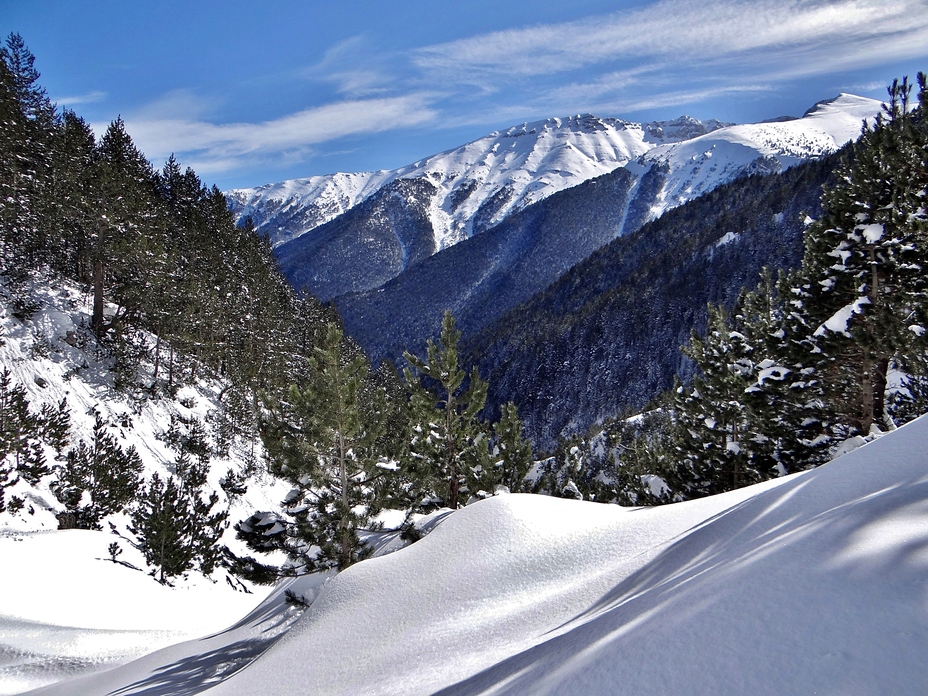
[22, 416, 928, 695]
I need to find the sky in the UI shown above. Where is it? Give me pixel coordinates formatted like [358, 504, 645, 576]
[2, 0, 928, 190]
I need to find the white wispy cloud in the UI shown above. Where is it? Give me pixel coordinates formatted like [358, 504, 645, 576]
[414, 0, 928, 84]
[302, 35, 395, 98]
[122, 93, 439, 171]
[107, 0, 928, 181]
[54, 90, 107, 106]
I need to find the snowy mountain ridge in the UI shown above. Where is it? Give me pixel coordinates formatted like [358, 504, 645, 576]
[631, 93, 883, 218]
[226, 112, 732, 250]
[227, 94, 879, 259]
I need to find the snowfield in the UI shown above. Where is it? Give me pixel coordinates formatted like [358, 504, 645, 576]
[13, 413, 928, 695]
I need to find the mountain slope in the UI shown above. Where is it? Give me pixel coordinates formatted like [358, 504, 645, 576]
[228, 94, 878, 306]
[465, 151, 843, 449]
[335, 166, 639, 363]
[247, 95, 880, 369]
[28, 415, 928, 695]
[228, 113, 724, 250]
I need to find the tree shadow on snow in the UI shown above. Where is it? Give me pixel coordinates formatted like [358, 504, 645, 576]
[432, 431, 928, 696]
[106, 636, 283, 696]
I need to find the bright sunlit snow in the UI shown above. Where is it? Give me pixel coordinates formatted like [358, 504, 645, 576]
[17, 414, 928, 695]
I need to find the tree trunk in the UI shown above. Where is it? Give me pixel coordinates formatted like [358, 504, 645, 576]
[859, 354, 875, 435]
[872, 357, 889, 428]
[92, 258, 105, 338]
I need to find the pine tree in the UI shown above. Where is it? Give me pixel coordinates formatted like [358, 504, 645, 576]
[489, 402, 533, 493]
[52, 411, 143, 529]
[402, 311, 490, 509]
[0, 370, 70, 499]
[782, 75, 928, 438]
[248, 321, 389, 573]
[128, 449, 228, 584]
[0, 34, 57, 277]
[671, 305, 769, 496]
[88, 117, 163, 338]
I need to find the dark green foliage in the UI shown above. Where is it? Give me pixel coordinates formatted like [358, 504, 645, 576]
[247, 321, 391, 574]
[52, 411, 142, 529]
[784, 76, 928, 438]
[489, 402, 533, 493]
[0, 35, 314, 458]
[660, 74, 928, 497]
[403, 311, 491, 509]
[0, 369, 71, 509]
[128, 448, 228, 584]
[107, 541, 122, 563]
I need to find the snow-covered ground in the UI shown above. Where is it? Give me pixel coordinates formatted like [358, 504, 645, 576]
[13, 411, 928, 695]
[0, 278, 292, 693]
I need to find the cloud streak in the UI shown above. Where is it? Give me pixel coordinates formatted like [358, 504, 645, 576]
[124, 93, 439, 172]
[54, 90, 107, 106]
[114, 0, 928, 182]
[414, 0, 928, 83]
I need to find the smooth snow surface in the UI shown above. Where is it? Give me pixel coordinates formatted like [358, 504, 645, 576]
[23, 414, 928, 695]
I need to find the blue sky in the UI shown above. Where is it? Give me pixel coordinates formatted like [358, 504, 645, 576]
[3, 0, 928, 190]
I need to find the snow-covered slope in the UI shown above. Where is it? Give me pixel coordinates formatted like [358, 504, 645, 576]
[227, 113, 729, 250]
[0, 278, 291, 693]
[25, 415, 928, 695]
[634, 93, 882, 218]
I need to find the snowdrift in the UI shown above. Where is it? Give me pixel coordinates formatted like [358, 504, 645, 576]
[26, 415, 928, 695]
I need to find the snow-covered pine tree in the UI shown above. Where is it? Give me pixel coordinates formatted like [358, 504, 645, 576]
[671, 304, 770, 495]
[88, 117, 163, 339]
[250, 321, 389, 573]
[735, 268, 833, 473]
[402, 310, 490, 510]
[783, 75, 928, 438]
[0, 33, 57, 279]
[52, 411, 143, 529]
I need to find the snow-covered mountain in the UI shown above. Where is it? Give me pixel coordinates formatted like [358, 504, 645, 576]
[227, 113, 730, 250]
[629, 93, 882, 218]
[21, 415, 928, 695]
[227, 95, 879, 304]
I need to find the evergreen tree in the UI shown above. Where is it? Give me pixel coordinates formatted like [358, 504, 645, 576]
[128, 449, 228, 584]
[0, 370, 70, 504]
[488, 402, 533, 493]
[246, 321, 389, 573]
[0, 33, 57, 277]
[779, 75, 928, 438]
[52, 411, 143, 529]
[671, 305, 766, 496]
[88, 117, 163, 338]
[403, 311, 490, 509]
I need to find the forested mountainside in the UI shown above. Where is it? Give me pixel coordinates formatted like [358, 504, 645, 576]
[335, 165, 641, 364]
[0, 33, 537, 588]
[231, 98, 878, 355]
[465, 151, 844, 449]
